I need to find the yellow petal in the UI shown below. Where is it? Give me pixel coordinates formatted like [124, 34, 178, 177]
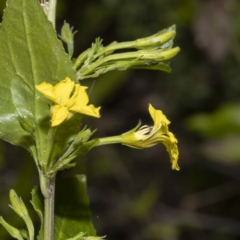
[51, 105, 70, 127]
[148, 104, 170, 128]
[36, 78, 102, 126]
[35, 82, 56, 102]
[78, 105, 101, 118]
[70, 85, 101, 118]
[53, 77, 75, 105]
[72, 85, 89, 108]
[65, 84, 83, 109]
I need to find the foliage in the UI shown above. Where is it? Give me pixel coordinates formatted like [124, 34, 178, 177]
[0, 0, 180, 239]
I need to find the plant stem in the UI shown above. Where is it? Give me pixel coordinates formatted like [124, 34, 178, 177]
[47, 0, 57, 29]
[39, 1, 57, 239]
[40, 175, 56, 240]
[96, 136, 123, 146]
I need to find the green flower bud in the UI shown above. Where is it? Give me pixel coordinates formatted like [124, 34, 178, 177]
[139, 47, 180, 61]
[135, 30, 176, 49]
[60, 22, 77, 57]
[9, 190, 28, 217]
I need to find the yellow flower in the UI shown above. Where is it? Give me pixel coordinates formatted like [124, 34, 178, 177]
[121, 104, 179, 170]
[36, 77, 101, 127]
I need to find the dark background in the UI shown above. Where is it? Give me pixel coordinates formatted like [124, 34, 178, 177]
[1, 0, 240, 239]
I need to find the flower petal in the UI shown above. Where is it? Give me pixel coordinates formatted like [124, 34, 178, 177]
[148, 104, 170, 128]
[120, 105, 179, 170]
[36, 78, 102, 126]
[51, 105, 70, 127]
[70, 85, 101, 118]
[35, 82, 56, 102]
[53, 77, 75, 105]
[71, 85, 89, 108]
[74, 105, 101, 118]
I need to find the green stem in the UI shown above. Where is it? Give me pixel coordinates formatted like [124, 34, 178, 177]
[77, 48, 163, 78]
[47, 0, 57, 29]
[40, 174, 56, 240]
[96, 136, 123, 146]
[93, 41, 137, 59]
[39, 1, 57, 240]
[73, 48, 91, 70]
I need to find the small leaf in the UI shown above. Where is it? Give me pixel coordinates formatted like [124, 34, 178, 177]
[54, 175, 96, 240]
[0, 217, 24, 240]
[9, 190, 34, 240]
[30, 187, 44, 240]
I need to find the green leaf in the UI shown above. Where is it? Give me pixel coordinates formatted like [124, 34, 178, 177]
[54, 175, 96, 240]
[0, 217, 24, 240]
[186, 103, 240, 138]
[9, 190, 34, 240]
[200, 135, 240, 164]
[0, 0, 76, 156]
[30, 187, 44, 240]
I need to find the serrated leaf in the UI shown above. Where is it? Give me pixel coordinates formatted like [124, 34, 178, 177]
[30, 187, 44, 240]
[0, 0, 76, 157]
[54, 175, 96, 240]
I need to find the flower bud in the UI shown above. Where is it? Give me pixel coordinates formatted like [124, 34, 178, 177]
[9, 190, 28, 217]
[139, 47, 180, 61]
[135, 30, 176, 49]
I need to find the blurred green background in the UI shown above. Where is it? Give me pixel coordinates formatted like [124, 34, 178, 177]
[1, 0, 240, 239]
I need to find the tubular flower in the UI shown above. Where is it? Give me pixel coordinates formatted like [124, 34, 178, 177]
[35, 77, 101, 127]
[121, 104, 179, 170]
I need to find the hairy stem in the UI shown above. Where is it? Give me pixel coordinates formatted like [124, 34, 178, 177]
[40, 175, 56, 240]
[38, 1, 57, 239]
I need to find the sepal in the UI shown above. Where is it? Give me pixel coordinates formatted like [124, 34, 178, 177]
[48, 128, 99, 176]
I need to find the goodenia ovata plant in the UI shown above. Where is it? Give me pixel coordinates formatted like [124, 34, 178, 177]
[0, 0, 180, 239]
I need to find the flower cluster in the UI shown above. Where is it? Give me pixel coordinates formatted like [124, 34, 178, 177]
[36, 77, 100, 127]
[36, 78, 179, 170]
